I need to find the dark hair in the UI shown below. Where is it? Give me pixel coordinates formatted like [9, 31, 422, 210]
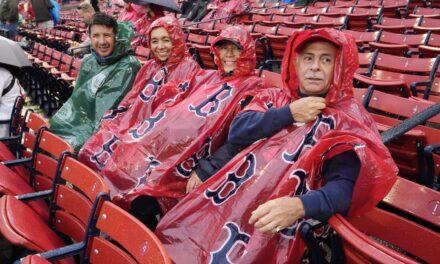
[88, 13, 118, 35]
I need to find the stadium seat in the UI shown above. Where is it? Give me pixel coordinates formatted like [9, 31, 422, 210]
[15, 197, 172, 264]
[356, 52, 440, 98]
[0, 110, 48, 166]
[368, 31, 428, 56]
[409, 6, 440, 18]
[414, 17, 440, 33]
[347, 6, 383, 31]
[300, 176, 440, 264]
[342, 29, 381, 51]
[0, 127, 73, 218]
[0, 153, 108, 263]
[134, 45, 150, 65]
[354, 87, 440, 183]
[371, 16, 420, 33]
[259, 69, 283, 88]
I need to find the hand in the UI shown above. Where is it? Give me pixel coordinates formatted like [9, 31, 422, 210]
[70, 41, 79, 48]
[289, 97, 326, 123]
[249, 197, 305, 234]
[186, 171, 203, 194]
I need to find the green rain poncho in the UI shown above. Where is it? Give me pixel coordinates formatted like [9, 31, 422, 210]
[50, 26, 141, 152]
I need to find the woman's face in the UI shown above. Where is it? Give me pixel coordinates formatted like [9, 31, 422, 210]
[218, 42, 242, 72]
[150, 27, 173, 62]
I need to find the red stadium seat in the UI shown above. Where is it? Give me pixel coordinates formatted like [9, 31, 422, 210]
[0, 153, 108, 263]
[347, 6, 383, 31]
[409, 6, 440, 18]
[0, 127, 73, 220]
[259, 69, 283, 88]
[300, 176, 440, 264]
[134, 45, 150, 65]
[17, 198, 172, 264]
[414, 17, 440, 33]
[371, 16, 420, 33]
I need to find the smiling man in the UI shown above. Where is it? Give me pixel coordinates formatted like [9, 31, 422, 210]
[50, 13, 141, 152]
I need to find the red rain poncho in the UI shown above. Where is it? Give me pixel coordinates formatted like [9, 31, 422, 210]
[98, 26, 264, 211]
[155, 29, 398, 264]
[78, 16, 201, 171]
[131, 4, 164, 46]
[202, 0, 250, 24]
[117, 3, 143, 23]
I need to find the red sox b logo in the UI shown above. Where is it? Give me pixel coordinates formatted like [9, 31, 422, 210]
[283, 114, 335, 163]
[101, 106, 128, 120]
[90, 135, 120, 169]
[176, 137, 212, 178]
[188, 83, 233, 117]
[209, 222, 250, 264]
[205, 153, 256, 205]
[139, 67, 168, 102]
[128, 110, 166, 139]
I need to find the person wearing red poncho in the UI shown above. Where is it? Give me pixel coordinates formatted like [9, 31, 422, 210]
[202, 0, 250, 24]
[131, 3, 164, 46]
[117, 2, 143, 23]
[78, 16, 200, 172]
[155, 28, 398, 263]
[95, 26, 264, 228]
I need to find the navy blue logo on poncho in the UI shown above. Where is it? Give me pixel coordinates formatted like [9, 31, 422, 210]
[188, 83, 233, 117]
[205, 153, 256, 205]
[128, 110, 166, 139]
[91, 135, 120, 169]
[209, 222, 250, 264]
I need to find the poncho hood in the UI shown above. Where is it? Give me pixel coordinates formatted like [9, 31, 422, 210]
[90, 22, 136, 66]
[211, 26, 257, 80]
[146, 16, 190, 65]
[281, 28, 358, 105]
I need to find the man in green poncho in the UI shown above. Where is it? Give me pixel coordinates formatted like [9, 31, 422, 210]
[50, 13, 141, 152]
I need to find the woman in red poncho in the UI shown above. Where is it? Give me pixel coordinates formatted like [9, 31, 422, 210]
[117, 2, 143, 23]
[97, 26, 264, 225]
[202, 0, 250, 23]
[130, 3, 164, 46]
[78, 16, 200, 171]
[154, 29, 398, 263]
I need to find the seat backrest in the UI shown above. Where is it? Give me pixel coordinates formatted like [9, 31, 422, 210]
[69, 58, 82, 77]
[360, 88, 440, 181]
[253, 24, 277, 35]
[7, 96, 25, 137]
[411, 6, 440, 17]
[50, 154, 108, 242]
[31, 128, 74, 191]
[49, 50, 62, 67]
[87, 201, 171, 264]
[18, 111, 50, 156]
[427, 32, 440, 47]
[59, 53, 73, 72]
[378, 17, 420, 28]
[186, 33, 207, 46]
[378, 31, 428, 46]
[134, 46, 150, 60]
[373, 52, 439, 76]
[329, 208, 439, 264]
[271, 14, 294, 24]
[419, 17, 440, 28]
[260, 70, 283, 88]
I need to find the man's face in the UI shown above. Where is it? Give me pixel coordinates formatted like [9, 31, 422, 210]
[218, 42, 242, 72]
[90, 25, 115, 57]
[150, 27, 173, 62]
[78, 9, 94, 24]
[295, 41, 337, 95]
